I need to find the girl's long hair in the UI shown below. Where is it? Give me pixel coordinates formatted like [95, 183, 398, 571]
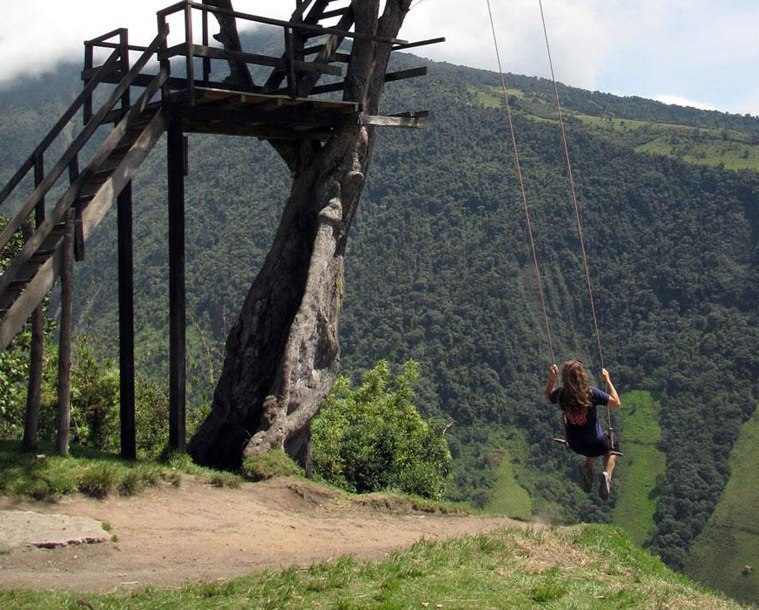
[560, 360, 592, 414]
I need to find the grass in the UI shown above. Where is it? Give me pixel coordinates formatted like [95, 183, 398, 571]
[612, 390, 666, 546]
[684, 407, 759, 606]
[485, 445, 532, 520]
[0, 524, 746, 609]
[508, 91, 759, 172]
[242, 449, 305, 481]
[0, 440, 246, 501]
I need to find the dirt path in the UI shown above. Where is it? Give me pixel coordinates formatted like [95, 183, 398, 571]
[0, 477, 515, 594]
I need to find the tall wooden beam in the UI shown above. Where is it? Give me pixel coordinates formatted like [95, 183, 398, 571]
[56, 209, 75, 457]
[118, 182, 136, 459]
[21, 224, 43, 452]
[168, 116, 187, 452]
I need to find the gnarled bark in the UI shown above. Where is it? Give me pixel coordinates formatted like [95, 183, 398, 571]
[189, 1, 413, 470]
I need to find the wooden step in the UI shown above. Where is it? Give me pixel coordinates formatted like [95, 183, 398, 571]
[30, 249, 55, 264]
[93, 158, 121, 177]
[8, 278, 33, 292]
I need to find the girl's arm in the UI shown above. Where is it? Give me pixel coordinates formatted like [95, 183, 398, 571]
[601, 368, 621, 407]
[544, 363, 559, 402]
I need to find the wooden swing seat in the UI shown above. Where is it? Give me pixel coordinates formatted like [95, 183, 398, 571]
[552, 437, 623, 456]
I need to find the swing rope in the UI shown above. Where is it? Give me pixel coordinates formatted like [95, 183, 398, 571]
[536, 0, 614, 430]
[485, 0, 555, 366]
[536, 0, 605, 376]
[487, 0, 614, 432]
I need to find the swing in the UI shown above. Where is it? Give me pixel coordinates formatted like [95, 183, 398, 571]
[486, 0, 622, 456]
[553, 432, 623, 457]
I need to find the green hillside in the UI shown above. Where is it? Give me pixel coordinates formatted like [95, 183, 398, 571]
[684, 407, 759, 605]
[1, 35, 758, 604]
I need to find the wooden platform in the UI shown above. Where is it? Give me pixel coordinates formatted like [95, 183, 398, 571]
[177, 87, 363, 139]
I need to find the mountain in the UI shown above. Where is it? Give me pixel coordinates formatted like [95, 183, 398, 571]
[0, 33, 757, 604]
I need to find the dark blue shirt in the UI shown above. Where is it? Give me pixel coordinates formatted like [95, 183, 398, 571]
[550, 386, 611, 455]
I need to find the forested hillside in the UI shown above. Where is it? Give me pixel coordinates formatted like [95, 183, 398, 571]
[1, 35, 757, 601]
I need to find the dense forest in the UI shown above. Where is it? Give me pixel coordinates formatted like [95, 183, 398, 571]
[0, 33, 757, 587]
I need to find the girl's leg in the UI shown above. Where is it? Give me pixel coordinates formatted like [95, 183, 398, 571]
[603, 453, 617, 479]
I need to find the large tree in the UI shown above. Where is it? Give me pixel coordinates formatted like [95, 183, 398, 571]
[189, 0, 415, 469]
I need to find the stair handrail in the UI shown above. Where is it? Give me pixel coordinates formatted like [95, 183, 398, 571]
[0, 27, 169, 302]
[0, 25, 169, 258]
[0, 48, 123, 213]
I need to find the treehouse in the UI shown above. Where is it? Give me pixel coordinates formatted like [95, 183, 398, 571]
[0, 0, 441, 458]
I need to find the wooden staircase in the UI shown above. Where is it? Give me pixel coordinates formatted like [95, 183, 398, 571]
[0, 28, 169, 351]
[0, 0, 439, 354]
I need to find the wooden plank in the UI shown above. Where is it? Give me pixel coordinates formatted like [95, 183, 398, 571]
[393, 37, 446, 52]
[360, 112, 428, 128]
[303, 46, 350, 63]
[193, 86, 360, 112]
[186, 44, 285, 70]
[180, 104, 360, 130]
[186, 44, 344, 77]
[384, 67, 428, 82]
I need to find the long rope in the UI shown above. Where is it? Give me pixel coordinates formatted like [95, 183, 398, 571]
[536, 0, 611, 427]
[485, 0, 555, 366]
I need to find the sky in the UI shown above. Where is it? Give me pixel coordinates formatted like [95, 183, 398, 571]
[1, 0, 758, 117]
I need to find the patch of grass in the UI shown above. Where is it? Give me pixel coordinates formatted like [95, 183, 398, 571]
[77, 463, 119, 498]
[0, 524, 746, 609]
[207, 471, 242, 489]
[0, 440, 236, 501]
[485, 445, 532, 520]
[241, 449, 304, 481]
[612, 390, 666, 546]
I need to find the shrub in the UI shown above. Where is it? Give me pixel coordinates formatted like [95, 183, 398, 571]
[311, 360, 452, 500]
[77, 463, 119, 498]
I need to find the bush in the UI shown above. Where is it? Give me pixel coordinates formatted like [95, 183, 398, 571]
[311, 360, 452, 500]
[77, 463, 119, 498]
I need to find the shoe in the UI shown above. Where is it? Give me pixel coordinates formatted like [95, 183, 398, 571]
[598, 471, 612, 501]
[579, 463, 593, 493]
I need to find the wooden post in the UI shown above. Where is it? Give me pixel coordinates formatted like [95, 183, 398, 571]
[117, 29, 136, 460]
[21, 224, 43, 452]
[118, 182, 136, 459]
[184, 1, 195, 104]
[56, 209, 75, 457]
[22, 156, 46, 451]
[285, 26, 297, 99]
[168, 116, 186, 452]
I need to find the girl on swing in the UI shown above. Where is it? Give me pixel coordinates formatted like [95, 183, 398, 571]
[544, 360, 621, 500]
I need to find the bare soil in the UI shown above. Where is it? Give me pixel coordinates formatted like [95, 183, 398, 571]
[0, 476, 514, 594]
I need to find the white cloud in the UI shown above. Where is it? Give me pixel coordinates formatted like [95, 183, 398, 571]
[651, 95, 717, 112]
[0, 1, 757, 116]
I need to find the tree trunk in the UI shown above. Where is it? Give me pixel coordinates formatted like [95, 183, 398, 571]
[189, 0, 412, 470]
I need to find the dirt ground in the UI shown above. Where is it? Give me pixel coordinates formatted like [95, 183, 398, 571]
[0, 476, 514, 594]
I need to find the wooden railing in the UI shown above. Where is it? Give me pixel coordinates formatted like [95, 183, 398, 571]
[0, 27, 170, 312]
